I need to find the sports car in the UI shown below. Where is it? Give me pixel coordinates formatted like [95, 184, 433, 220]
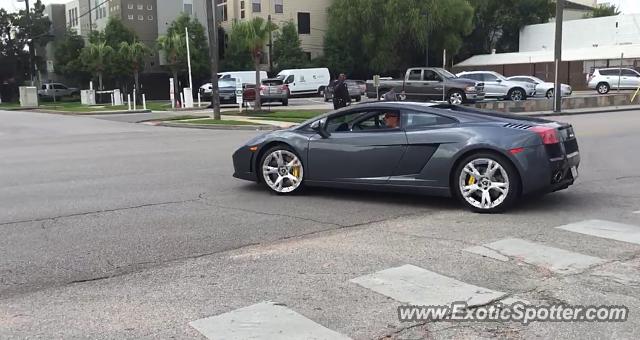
[232, 102, 580, 212]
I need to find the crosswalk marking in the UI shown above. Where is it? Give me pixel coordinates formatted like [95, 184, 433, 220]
[351, 264, 506, 307]
[556, 219, 640, 245]
[474, 238, 606, 274]
[633, 210, 640, 214]
[189, 301, 351, 340]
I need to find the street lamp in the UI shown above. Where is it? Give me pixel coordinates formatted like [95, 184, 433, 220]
[16, 0, 35, 86]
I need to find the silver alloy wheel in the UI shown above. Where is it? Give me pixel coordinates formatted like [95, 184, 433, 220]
[546, 89, 554, 98]
[449, 92, 464, 105]
[510, 89, 524, 101]
[597, 84, 608, 94]
[458, 158, 510, 210]
[262, 149, 304, 193]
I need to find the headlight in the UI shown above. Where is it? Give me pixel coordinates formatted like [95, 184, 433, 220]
[465, 86, 476, 92]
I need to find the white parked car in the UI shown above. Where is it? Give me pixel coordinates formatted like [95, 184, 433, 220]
[587, 68, 640, 94]
[507, 76, 572, 98]
[457, 71, 536, 101]
[218, 71, 268, 85]
[276, 68, 330, 96]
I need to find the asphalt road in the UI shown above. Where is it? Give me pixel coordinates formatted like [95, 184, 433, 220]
[1, 109, 640, 339]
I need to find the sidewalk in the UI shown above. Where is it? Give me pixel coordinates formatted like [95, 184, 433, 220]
[517, 104, 640, 117]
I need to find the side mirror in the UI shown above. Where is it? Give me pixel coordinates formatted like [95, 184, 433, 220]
[496, 79, 502, 83]
[311, 119, 330, 139]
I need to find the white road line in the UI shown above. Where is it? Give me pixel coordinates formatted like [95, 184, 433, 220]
[556, 219, 640, 245]
[464, 245, 510, 262]
[478, 238, 606, 274]
[351, 264, 506, 307]
[190, 301, 351, 340]
[633, 210, 640, 214]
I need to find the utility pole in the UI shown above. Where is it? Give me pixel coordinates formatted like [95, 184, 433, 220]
[87, 0, 92, 34]
[206, 0, 221, 119]
[20, 0, 35, 85]
[422, 11, 429, 67]
[553, 0, 564, 113]
[185, 27, 193, 90]
[268, 14, 273, 73]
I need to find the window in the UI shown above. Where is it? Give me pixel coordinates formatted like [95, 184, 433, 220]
[128, 14, 134, 20]
[408, 69, 422, 81]
[460, 73, 480, 81]
[128, 4, 134, 9]
[53, 84, 68, 90]
[423, 70, 442, 81]
[137, 4, 143, 10]
[147, 4, 153, 10]
[404, 112, 456, 129]
[183, 4, 193, 15]
[284, 75, 294, 84]
[138, 15, 144, 20]
[482, 73, 498, 82]
[325, 111, 401, 133]
[148, 15, 153, 20]
[274, 0, 283, 13]
[217, 0, 228, 21]
[41, 85, 47, 90]
[297, 12, 310, 34]
[622, 69, 639, 77]
[252, 0, 261, 12]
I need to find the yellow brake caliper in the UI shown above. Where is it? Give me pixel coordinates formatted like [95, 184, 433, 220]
[468, 175, 476, 185]
[291, 163, 300, 179]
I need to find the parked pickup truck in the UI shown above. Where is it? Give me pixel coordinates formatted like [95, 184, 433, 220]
[366, 67, 484, 104]
[38, 83, 79, 99]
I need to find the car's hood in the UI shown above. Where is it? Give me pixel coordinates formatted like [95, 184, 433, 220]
[508, 80, 536, 89]
[449, 77, 477, 86]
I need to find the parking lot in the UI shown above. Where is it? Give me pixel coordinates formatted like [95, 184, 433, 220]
[1, 107, 639, 339]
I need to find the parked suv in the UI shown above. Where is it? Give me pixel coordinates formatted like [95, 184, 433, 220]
[457, 71, 535, 101]
[38, 83, 79, 99]
[587, 68, 640, 94]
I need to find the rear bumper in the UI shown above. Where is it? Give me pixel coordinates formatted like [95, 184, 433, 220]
[515, 143, 580, 195]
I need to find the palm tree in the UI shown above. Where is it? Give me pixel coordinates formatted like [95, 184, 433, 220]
[81, 41, 113, 92]
[238, 18, 277, 110]
[157, 32, 184, 105]
[119, 40, 150, 97]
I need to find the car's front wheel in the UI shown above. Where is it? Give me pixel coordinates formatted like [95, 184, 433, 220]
[453, 153, 520, 213]
[545, 89, 554, 98]
[597, 82, 610, 94]
[448, 90, 465, 105]
[260, 146, 304, 194]
[507, 88, 525, 101]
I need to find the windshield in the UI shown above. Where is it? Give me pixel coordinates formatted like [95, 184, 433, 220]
[219, 79, 236, 87]
[275, 74, 286, 80]
[440, 69, 457, 79]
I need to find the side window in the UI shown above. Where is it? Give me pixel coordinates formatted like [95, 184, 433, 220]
[461, 74, 479, 81]
[424, 70, 441, 81]
[404, 112, 457, 129]
[325, 111, 368, 133]
[407, 69, 422, 81]
[285, 75, 294, 84]
[622, 69, 639, 77]
[600, 69, 615, 76]
[54, 84, 67, 90]
[482, 73, 498, 82]
[351, 110, 401, 131]
[41, 85, 47, 90]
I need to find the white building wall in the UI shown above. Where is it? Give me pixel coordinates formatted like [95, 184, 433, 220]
[520, 14, 640, 52]
[65, 0, 81, 34]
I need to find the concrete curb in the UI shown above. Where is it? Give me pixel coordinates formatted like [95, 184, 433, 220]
[157, 122, 279, 131]
[32, 109, 152, 115]
[524, 105, 640, 117]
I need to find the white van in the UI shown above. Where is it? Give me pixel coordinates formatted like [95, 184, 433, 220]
[218, 71, 268, 85]
[276, 68, 330, 96]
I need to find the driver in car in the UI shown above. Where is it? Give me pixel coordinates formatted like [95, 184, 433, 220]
[383, 112, 400, 129]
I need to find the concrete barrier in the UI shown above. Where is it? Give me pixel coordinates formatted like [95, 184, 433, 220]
[470, 93, 635, 113]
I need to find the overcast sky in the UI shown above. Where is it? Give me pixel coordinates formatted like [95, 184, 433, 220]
[1, 0, 639, 14]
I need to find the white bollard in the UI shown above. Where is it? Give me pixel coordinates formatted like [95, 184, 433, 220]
[127, 94, 131, 111]
[120, 93, 124, 106]
[180, 93, 185, 109]
[111, 93, 115, 106]
[142, 94, 147, 110]
[133, 89, 137, 110]
[197, 93, 201, 107]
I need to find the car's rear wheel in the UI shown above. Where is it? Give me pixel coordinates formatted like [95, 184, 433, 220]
[507, 88, 525, 101]
[355, 96, 361, 102]
[597, 82, 610, 94]
[453, 153, 520, 213]
[260, 146, 304, 194]
[545, 89, 554, 98]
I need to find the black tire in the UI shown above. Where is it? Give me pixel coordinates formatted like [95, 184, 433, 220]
[355, 96, 361, 102]
[447, 90, 465, 105]
[452, 152, 521, 213]
[545, 89, 554, 98]
[507, 88, 525, 101]
[282, 99, 289, 106]
[259, 145, 304, 194]
[318, 86, 326, 97]
[596, 82, 610, 95]
[378, 89, 389, 100]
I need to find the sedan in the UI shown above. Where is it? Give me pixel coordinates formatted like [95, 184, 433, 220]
[232, 102, 580, 213]
[507, 76, 572, 98]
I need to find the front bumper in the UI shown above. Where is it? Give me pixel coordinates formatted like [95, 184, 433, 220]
[464, 91, 485, 102]
[232, 147, 258, 181]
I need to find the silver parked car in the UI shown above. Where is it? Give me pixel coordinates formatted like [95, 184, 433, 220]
[587, 68, 640, 94]
[38, 83, 79, 99]
[457, 71, 535, 101]
[507, 76, 572, 98]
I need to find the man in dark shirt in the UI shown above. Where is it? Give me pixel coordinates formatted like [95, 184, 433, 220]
[332, 73, 350, 110]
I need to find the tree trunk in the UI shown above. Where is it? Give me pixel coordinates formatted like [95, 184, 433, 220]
[254, 57, 261, 111]
[172, 69, 179, 107]
[134, 71, 140, 99]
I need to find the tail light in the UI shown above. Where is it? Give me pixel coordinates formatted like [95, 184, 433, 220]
[280, 84, 288, 91]
[531, 126, 559, 144]
[260, 85, 266, 95]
